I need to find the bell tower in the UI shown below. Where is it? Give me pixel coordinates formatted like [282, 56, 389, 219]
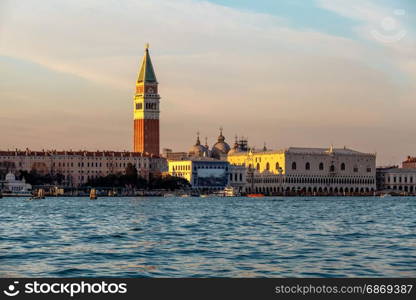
[133, 44, 160, 155]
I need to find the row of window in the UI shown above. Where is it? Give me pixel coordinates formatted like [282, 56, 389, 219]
[52, 162, 148, 168]
[248, 161, 371, 173]
[387, 176, 414, 183]
[247, 186, 375, 194]
[135, 103, 158, 110]
[229, 173, 243, 182]
[172, 165, 190, 171]
[386, 185, 415, 192]
[248, 177, 375, 185]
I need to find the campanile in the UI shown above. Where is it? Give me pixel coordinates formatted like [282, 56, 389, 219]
[133, 44, 160, 155]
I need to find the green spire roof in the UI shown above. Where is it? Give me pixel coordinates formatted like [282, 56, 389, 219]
[137, 44, 157, 83]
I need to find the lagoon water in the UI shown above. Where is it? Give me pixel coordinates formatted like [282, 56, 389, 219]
[1, 196, 415, 277]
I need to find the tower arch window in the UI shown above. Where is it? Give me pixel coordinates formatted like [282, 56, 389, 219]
[319, 162, 324, 170]
[256, 163, 260, 171]
[275, 162, 280, 171]
[330, 165, 335, 172]
[266, 162, 270, 171]
[292, 162, 297, 170]
[305, 162, 310, 170]
[136, 103, 142, 110]
[341, 163, 346, 171]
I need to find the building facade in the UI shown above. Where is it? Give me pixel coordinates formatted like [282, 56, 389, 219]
[228, 146, 376, 195]
[168, 158, 246, 192]
[168, 158, 229, 191]
[0, 172, 32, 194]
[377, 167, 416, 194]
[133, 44, 160, 155]
[0, 150, 167, 187]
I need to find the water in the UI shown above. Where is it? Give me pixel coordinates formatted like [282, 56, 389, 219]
[1, 196, 415, 277]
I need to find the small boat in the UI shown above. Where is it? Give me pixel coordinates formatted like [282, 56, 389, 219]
[90, 188, 98, 200]
[108, 190, 116, 197]
[247, 193, 265, 198]
[380, 193, 392, 198]
[223, 186, 240, 197]
[30, 189, 45, 200]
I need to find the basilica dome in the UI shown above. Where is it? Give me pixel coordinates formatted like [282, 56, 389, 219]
[188, 134, 208, 157]
[211, 128, 230, 159]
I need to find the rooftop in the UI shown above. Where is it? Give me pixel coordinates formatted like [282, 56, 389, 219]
[0, 149, 161, 158]
[228, 146, 375, 157]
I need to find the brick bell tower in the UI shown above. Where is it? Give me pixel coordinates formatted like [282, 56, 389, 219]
[133, 44, 160, 155]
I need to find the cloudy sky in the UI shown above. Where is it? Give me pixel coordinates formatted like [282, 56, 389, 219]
[0, 0, 414, 165]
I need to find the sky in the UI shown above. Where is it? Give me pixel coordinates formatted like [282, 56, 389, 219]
[0, 0, 415, 165]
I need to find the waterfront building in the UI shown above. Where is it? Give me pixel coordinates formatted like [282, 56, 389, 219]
[228, 146, 376, 195]
[133, 44, 160, 155]
[228, 164, 247, 194]
[0, 172, 32, 194]
[168, 158, 245, 192]
[377, 167, 416, 194]
[0, 150, 167, 187]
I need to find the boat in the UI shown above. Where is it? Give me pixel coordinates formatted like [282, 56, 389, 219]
[380, 193, 392, 198]
[30, 189, 45, 200]
[90, 188, 98, 200]
[108, 190, 116, 197]
[223, 186, 240, 197]
[247, 193, 265, 198]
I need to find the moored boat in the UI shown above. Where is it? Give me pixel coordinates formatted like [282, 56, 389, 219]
[90, 188, 98, 200]
[247, 193, 265, 198]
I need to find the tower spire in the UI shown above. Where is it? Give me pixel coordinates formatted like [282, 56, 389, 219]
[137, 44, 157, 84]
[196, 131, 201, 145]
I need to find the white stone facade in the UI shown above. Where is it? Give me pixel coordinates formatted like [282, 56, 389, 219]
[377, 167, 416, 194]
[229, 147, 377, 195]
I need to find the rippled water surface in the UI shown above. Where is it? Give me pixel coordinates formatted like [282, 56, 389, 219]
[1, 197, 415, 277]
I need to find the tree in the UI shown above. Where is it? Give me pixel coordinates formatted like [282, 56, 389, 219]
[148, 175, 190, 190]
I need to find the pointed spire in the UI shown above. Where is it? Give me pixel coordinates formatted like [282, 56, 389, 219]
[137, 43, 157, 83]
[195, 131, 201, 146]
[205, 137, 209, 148]
[233, 135, 238, 149]
[218, 126, 225, 142]
[263, 142, 267, 151]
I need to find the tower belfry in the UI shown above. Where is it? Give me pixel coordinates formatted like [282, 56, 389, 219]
[133, 44, 160, 155]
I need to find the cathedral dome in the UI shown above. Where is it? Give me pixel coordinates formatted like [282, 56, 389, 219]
[211, 128, 230, 159]
[5, 172, 16, 182]
[188, 133, 208, 157]
[227, 135, 239, 156]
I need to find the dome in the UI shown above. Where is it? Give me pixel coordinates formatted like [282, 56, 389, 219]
[227, 135, 239, 155]
[211, 128, 230, 159]
[188, 133, 208, 157]
[5, 172, 16, 182]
